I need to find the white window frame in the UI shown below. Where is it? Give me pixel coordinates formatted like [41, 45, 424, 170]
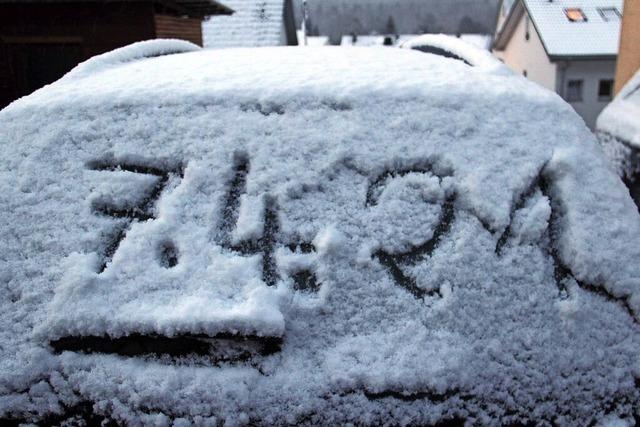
[598, 7, 621, 22]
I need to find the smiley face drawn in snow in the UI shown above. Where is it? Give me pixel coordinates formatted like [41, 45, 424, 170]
[46, 152, 637, 374]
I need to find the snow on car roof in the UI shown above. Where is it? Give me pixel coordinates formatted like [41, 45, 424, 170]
[1, 41, 639, 424]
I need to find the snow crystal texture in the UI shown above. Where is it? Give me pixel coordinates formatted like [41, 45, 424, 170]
[0, 40, 639, 425]
[598, 69, 640, 149]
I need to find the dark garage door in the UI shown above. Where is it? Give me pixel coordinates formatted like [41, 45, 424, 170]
[1, 41, 83, 107]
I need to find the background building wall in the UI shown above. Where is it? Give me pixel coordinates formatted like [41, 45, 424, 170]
[563, 60, 617, 129]
[0, 3, 157, 57]
[0, 2, 157, 107]
[493, 12, 556, 91]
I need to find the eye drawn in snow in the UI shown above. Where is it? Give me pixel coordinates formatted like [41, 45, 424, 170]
[157, 240, 179, 268]
[367, 165, 455, 299]
[219, 154, 320, 292]
[86, 159, 184, 272]
[49, 155, 326, 363]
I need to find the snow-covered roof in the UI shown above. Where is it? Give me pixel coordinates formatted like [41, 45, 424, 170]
[1, 40, 640, 425]
[495, 0, 623, 58]
[340, 34, 395, 47]
[598, 69, 640, 148]
[202, 0, 295, 48]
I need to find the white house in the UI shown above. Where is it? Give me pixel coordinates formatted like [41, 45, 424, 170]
[492, 0, 623, 129]
[203, 0, 297, 48]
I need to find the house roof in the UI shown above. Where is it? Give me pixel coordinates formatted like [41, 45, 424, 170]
[0, 0, 234, 18]
[494, 0, 623, 59]
[203, 0, 296, 48]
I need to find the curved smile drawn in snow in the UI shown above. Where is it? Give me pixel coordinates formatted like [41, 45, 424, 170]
[49, 333, 282, 364]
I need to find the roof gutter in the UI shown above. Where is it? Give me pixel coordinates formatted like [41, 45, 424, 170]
[556, 60, 569, 98]
[491, 0, 505, 41]
[549, 54, 618, 61]
[492, 0, 524, 50]
[518, 0, 554, 58]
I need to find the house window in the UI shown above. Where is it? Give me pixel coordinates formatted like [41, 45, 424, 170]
[565, 8, 588, 22]
[523, 70, 528, 77]
[598, 7, 621, 21]
[566, 80, 583, 102]
[598, 79, 614, 101]
[525, 15, 530, 40]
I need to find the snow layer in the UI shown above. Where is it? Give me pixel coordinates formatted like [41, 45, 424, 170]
[396, 34, 491, 51]
[597, 69, 640, 149]
[597, 131, 639, 181]
[1, 43, 639, 425]
[63, 39, 201, 81]
[400, 34, 509, 74]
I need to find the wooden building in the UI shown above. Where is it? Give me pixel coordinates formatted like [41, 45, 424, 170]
[0, 0, 233, 108]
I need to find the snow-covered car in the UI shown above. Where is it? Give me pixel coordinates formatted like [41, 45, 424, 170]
[597, 70, 640, 208]
[1, 39, 639, 426]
